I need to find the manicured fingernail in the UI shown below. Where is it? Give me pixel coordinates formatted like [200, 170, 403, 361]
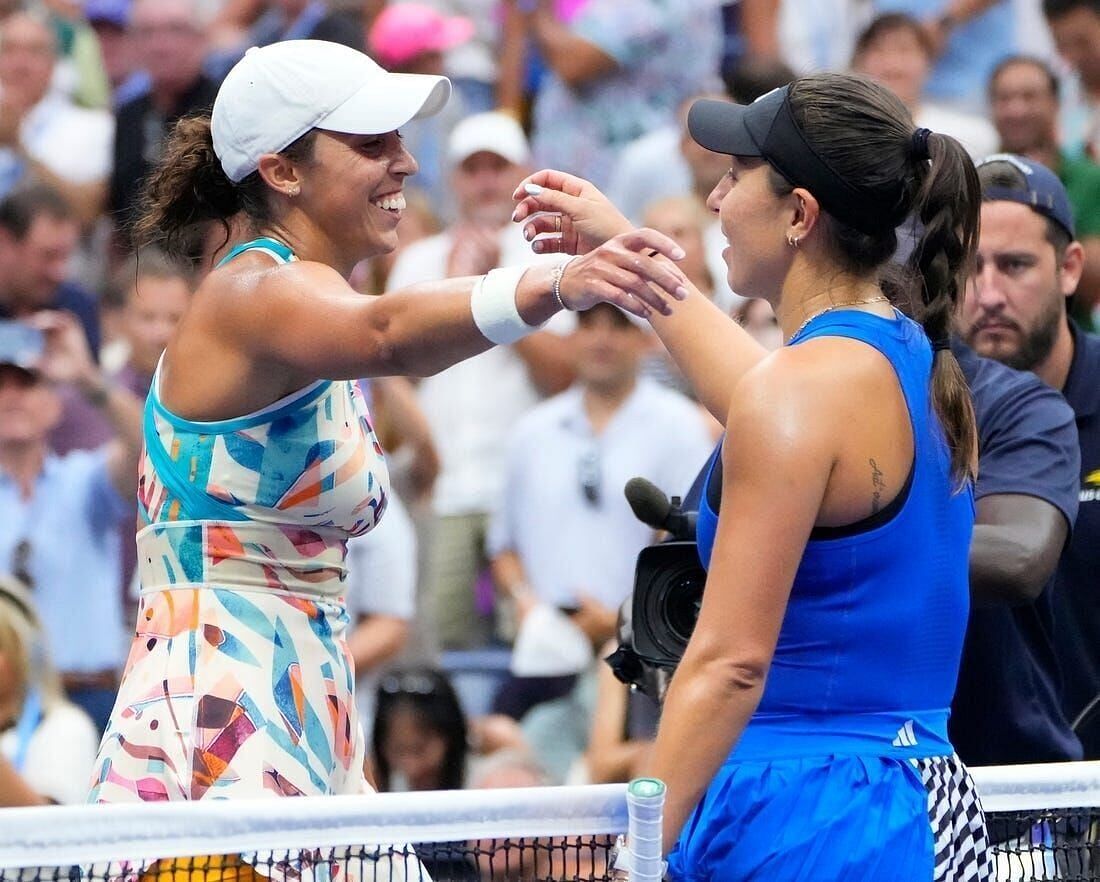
[511, 209, 520, 222]
[524, 183, 543, 196]
[671, 246, 686, 260]
[524, 226, 533, 241]
[533, 239, 544, 252]
[675, 285, 689, 300]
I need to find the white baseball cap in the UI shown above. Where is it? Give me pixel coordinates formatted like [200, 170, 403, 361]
[212, 40, 452, 183]
[446, 111, 531, 168]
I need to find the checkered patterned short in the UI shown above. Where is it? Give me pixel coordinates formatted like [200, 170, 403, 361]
[913, 754, 993, 882]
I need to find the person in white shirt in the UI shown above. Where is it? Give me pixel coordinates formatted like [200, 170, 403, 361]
[344, 491, 418, 738]
[488, 303, 713, 721]
[386, 111, 574, 651]
[0, 10, 112, 227]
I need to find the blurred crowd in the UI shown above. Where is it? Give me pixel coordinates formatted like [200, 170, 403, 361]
[0, 0, 1099, 807]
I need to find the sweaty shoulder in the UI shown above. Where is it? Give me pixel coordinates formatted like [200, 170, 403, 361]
[191, 256, 350, 336]
[727, 337, 908, 463]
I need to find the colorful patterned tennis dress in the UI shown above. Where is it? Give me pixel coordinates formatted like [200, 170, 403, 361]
[89, 238, 389, 803]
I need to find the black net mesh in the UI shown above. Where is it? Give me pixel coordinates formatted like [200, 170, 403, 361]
[986, 808, 1100, 881]
[0, 836, 618, 882]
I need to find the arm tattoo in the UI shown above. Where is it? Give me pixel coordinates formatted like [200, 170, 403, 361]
[870, 458, 886, 514]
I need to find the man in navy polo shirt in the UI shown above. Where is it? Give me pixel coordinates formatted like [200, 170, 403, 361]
[959, 153, 1100, 758]
[948, 339, 1082, 766]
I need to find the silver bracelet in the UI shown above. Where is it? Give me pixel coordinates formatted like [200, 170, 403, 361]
[552, 256, 578, 311]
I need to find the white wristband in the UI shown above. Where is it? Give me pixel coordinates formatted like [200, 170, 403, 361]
[470, 266, 543, 345]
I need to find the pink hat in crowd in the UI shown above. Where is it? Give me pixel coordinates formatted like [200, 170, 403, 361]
[368, 3, 476, 68]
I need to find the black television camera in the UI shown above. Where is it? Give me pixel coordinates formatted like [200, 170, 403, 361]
[606, 477, 707, 703]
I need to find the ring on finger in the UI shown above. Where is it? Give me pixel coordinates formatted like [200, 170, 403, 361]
[555, 215, 562, 233]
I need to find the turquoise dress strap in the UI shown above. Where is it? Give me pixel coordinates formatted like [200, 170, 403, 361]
[142, 391, 249, 521]
[216, 236, 295, 268]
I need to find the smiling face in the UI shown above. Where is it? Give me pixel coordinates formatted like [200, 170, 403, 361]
[706, 156, 793, 301]
[290, 130, 419, 262]
[957, 201, 1077, 370]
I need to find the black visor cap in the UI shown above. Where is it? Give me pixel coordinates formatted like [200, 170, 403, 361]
[687, 88, 783, 158]
[687, 86, 908, 235]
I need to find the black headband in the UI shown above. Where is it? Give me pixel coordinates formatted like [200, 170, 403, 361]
[688, 87, 910, 235]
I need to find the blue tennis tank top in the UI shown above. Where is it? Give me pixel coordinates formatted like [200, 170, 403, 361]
[695, 309, 974, 759]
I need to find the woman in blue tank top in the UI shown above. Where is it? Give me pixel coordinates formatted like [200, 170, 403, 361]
[514, 73, 990, 880]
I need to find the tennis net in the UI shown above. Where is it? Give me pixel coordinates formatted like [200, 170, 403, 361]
[0, 764, 1095, 881]
[973, 760, 1100, 881]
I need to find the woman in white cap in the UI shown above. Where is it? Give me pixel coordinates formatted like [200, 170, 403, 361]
[86, 39, 689, 806]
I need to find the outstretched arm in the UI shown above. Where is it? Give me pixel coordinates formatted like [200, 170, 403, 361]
[213, 228, 690, 384]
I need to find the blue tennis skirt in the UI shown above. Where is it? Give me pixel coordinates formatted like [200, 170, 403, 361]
[666, 753, 990, 881]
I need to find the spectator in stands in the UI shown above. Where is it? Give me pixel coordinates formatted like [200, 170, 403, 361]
[0, 313, 143, 734]
[642, 196, 715, 306]
[637, 195, 729, 410]
[253, 0, 364, 51]
[84, 0, 142, 108]
[41, 0, 112, 110]
[752, 0, 1015, 110]
[371, 667, 527, 792]
[366, 4, 474, 218]
[102, 249, 194, 605]
[372, 667, 468, 792]
[0, 572, 99, 804]
[0, 184, 115, 456]
[947, 337, 1083, 768]
[957, 154, 1100, 757]
[733, 298, 783, 351]
[850, 12, 997, 159]
[488, 303, 713, 721]
[988, 55, 1100, 326]
[581, 639, 657, 785]
[344, 489, 417, 736]
[386, 112, 573, 651]
[0, 185, 98, 353]
[110, 0, 218, 247]
[503, 0, 724, 189]
[0, 9, 112, 227]
[1042, 0, 1100, 160]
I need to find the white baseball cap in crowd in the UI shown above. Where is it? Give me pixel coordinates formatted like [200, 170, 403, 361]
[212, 39, 451, 183]
[446, 111, 531, 168]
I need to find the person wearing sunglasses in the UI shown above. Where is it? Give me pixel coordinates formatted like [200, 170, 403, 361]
[488, 302, 713, 728]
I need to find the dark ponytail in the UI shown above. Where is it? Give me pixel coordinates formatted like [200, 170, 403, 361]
[132, 115, 241, 261]
[906, 132, 980, 485]
[774, 73, 978, 486]
[133, 114, 317, 262]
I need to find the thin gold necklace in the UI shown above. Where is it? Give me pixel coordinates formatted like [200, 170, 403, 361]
[790, 295, 891, 340]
